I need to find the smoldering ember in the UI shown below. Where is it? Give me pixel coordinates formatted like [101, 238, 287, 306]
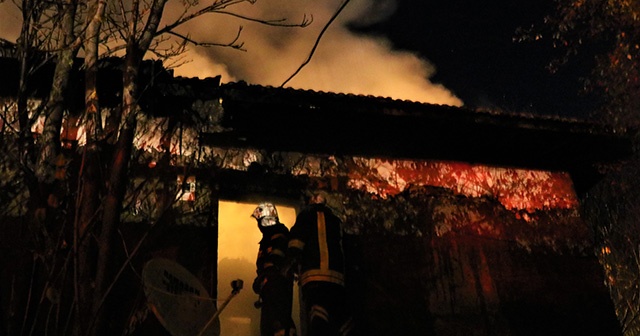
[0, 53, 636, 336]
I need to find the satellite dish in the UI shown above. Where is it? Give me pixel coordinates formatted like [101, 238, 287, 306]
[142, 258, 218, 336]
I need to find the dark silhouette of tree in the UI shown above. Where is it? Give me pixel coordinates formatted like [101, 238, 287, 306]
[522, 0, 640, 128]
[524, 1, 640, 334]
[0, 1, 317, 335]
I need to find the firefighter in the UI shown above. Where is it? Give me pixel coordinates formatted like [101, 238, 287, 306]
[251, 202, 297, 336]
[286, 192, 355, 336]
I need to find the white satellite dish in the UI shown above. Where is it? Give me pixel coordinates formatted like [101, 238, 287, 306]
[142, 258, 218, 336]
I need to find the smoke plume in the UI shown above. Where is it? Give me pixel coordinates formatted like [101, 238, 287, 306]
[0, 0, 463, 105]
[169, 0, 463, 105]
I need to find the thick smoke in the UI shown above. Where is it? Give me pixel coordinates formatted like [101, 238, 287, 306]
[0, 0, 463, 105]
[0, 3, 20, 42]
[169, 0, 463, 105]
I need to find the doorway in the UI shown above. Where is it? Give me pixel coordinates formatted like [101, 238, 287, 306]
[217, 200, 300, 335]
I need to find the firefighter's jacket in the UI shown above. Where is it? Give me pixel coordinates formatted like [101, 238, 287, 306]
[253, 223, 290, 294]
[288, 203, 345, 287]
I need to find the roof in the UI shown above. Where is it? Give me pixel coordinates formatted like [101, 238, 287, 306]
[201, 81, 634, 194]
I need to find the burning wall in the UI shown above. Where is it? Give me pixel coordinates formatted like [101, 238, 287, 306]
[0, 62, 624, 334]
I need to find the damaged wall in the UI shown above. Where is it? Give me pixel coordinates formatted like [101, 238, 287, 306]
[127, 78, 624, 334]
[338, 186, 619, 335]
[124, 142, 622, 335]
[0, 59, 627, 335]
[162, 141, 620, 335]
[201, 80, 627, 335]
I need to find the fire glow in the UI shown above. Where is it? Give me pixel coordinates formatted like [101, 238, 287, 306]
[346, 158, 577, 211]
[4, 98, 577, 214]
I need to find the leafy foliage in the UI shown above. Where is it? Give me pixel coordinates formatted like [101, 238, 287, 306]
[532, 1, 640, 334]
[527, 0, 640, 127]
[583, 157, 640, 335]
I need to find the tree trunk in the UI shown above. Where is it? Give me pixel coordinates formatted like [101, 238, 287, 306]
[90, 42, 141, 335]
[90, 1, 168, 332]
[76, 1, 106, 334]
[9, 3, 39, 332]
[32, 0, 79, 255]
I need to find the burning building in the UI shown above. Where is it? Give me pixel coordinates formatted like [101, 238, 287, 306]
[0, 58, 632, 335]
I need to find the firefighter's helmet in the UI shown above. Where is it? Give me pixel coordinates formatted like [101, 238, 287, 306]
[310, 191, 327, 205]
[251, 202, 279, 227]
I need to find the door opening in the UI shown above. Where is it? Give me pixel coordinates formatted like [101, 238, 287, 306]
[217, 200, 300, 335]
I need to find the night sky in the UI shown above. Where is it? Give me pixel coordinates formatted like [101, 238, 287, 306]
[352, 0, 599, 118]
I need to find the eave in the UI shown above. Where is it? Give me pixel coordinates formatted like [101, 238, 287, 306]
[201, 82, 634, 195]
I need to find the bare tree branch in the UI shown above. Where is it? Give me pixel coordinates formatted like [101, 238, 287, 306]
[213, 10, 312, 27]
[154, 0, 250, 36]
[138, 0, 168, 53]
[281, 0, 350, 87]
[155, 1, 311, 37]
[166, 26, 246, 51]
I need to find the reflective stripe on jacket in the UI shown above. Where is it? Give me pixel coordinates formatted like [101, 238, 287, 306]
[288, 204, 345, 287]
